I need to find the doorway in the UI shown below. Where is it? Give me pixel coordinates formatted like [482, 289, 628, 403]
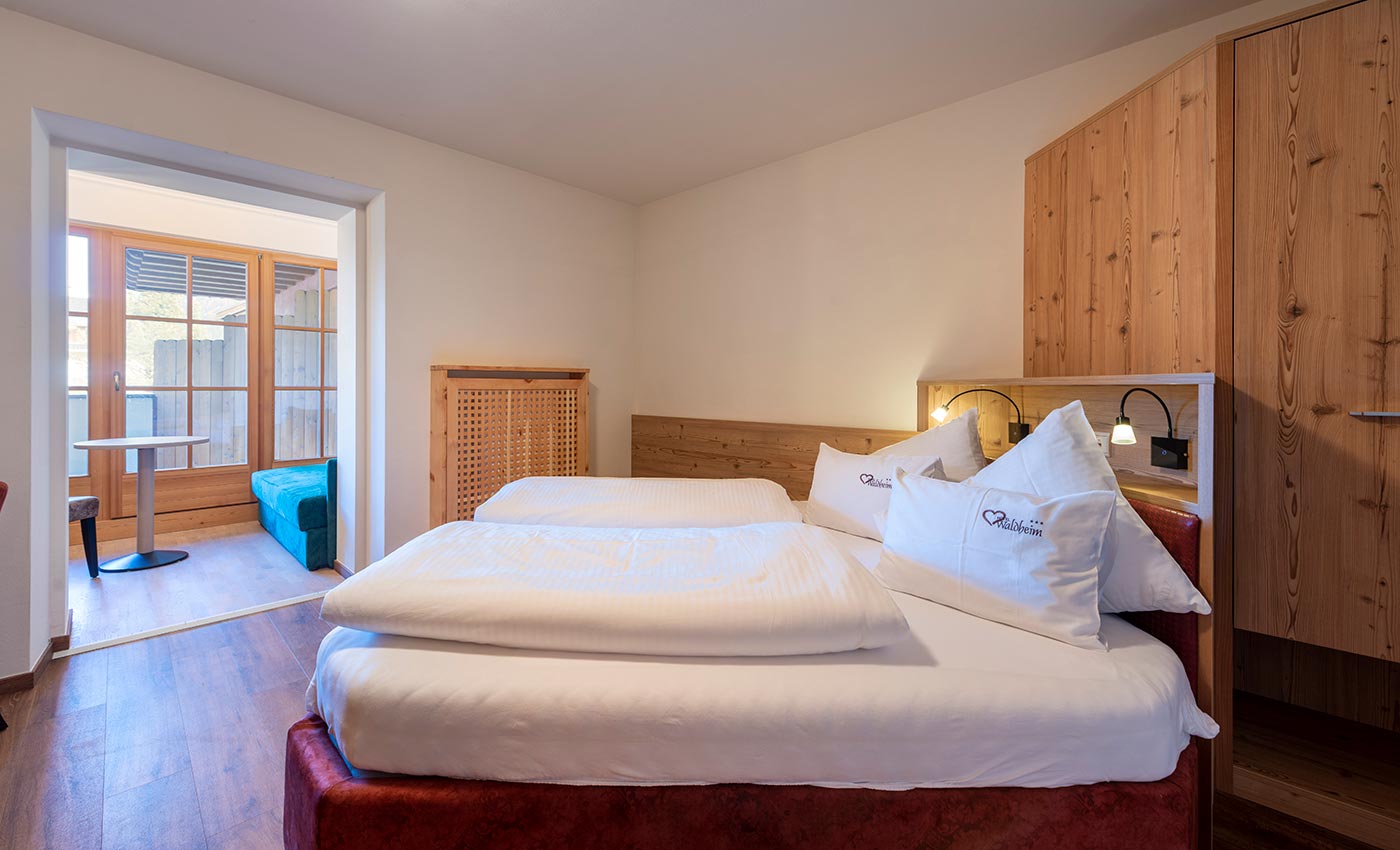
[63, 157, 349, 650]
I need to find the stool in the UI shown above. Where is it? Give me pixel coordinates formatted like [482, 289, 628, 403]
[69, 495, 100, 578]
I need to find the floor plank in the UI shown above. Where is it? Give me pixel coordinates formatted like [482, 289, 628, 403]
[205, 808, 283, 850]
[101, 769, 208, 850]
[173, 642, 292, 837]
[103, 638, 191, 798]
[68, 522, 340, 648]
[265, 600, 335, 678]
[0, 703, 106, 850]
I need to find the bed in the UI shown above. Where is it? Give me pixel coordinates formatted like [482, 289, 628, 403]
[285, 490, 1210, 850]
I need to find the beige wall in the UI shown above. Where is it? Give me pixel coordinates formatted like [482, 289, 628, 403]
[633, 0, 1310, 432]
[69, 171, 340, 257]
[0, 8, 634, 677]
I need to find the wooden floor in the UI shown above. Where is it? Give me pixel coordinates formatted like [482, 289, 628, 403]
[0, 600, 332, 850]
[0, 602, 1384, 850]
[68, 522, 341, 648]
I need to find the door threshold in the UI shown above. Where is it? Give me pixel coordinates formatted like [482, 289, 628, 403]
[56, 589, 330, 658]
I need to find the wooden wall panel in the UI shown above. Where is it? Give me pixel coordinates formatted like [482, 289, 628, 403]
[631, 416, 915, 500]
[1233, 0, 1400, 662]
[1024, 49, 1219, 377]
[1024, 143, 1063, 375]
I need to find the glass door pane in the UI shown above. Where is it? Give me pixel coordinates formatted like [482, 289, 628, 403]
[273, 263, 320, 326]
[267, 255, 337, 464]
[124, 391, 189, 472]
[275, 390, 321, 461]
[67, 233, 92, 480]
[193, 391, 249, 467]
[114, 237, 259, 516]
[125, 248, 188, 318]
[68, 234, 90, 313]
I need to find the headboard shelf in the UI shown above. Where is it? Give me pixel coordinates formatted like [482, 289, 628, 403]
[918, 375, 1212, 506]
[1118, 472, 1199, 514]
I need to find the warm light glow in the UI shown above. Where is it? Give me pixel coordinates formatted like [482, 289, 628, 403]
[931, 405, 949, 423]
[1111, 420, 1137, 445]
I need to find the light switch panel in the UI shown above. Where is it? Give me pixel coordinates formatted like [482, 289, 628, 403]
[1093, 430, 1112, 458]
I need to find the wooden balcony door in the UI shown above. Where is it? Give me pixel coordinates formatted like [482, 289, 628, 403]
[109, 233, 262, 516]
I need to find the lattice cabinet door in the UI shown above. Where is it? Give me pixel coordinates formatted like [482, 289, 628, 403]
[430, 367, 589, 525]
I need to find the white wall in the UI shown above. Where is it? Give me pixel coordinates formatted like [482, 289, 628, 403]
[69, 171, 339, 257]
[0, 8, 634, 679]
[633, 0, 1311, 432]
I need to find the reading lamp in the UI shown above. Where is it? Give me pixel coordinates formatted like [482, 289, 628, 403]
[1113, 387, 1189, 470]
[931, 389, 1030, 444]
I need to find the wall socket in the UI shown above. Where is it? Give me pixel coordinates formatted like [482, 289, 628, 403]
[1093, 430, 1112, 458]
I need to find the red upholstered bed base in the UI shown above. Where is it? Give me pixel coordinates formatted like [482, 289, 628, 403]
[285, 499, 1206, 850]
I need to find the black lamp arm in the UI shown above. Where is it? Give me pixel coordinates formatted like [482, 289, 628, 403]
[1119, 387, 1174, 438]
[942, 388, 1024, 424]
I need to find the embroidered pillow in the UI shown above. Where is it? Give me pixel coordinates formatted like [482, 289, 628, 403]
[872, 408, 987, 481]
[967, 401, 1209, 614]
[805, 443, 944, 540]
[876, 471, 1113, 649]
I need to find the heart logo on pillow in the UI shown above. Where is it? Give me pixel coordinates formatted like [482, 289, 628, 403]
[860, 474, 875, 485]
[982, 509, 1007, 527]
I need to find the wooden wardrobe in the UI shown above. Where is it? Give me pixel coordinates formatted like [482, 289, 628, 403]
[1024, 0, 1400, 844]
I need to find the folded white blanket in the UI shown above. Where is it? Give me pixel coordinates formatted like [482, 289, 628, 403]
[320, 521, 909, 656]
[474, 476, 802, 527]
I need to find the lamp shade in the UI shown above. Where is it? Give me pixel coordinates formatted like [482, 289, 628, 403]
[931, 405, 950, 423]
[1111, 416, 1136, 445]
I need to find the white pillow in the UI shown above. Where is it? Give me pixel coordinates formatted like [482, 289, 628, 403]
[805, 443, 944, 540]
[872, 409, 987, 481]
[967, 401, 1210, 615]
[876, 471, 1113, 649]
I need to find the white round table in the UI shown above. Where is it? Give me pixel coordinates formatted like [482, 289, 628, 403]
[73, 435, 210, 573]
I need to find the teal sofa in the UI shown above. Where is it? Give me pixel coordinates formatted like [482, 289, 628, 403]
[251, 459, 336, 570]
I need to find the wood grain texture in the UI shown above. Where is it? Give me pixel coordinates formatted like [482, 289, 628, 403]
[0, 601, 330, 850]
[430, 367, 589, 526]
[68, 502, 260, 548]
[1024, 49, 1220, 377]
[66, 522, 339, 649]
[1236, 630, 1400, 732]
[1234, 693, 1400, 848]
[1215, 792, 1388, 850]
[1233, 0, 1400, 662]
[631, 415, 916, 500]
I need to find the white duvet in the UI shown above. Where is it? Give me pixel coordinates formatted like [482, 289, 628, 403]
[311, 588, 1218, 789]
[320, 520, 909, 656]
[474, 476, 802, 527]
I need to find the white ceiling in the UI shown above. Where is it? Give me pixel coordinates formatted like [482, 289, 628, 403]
[8, 0, 1256, 204]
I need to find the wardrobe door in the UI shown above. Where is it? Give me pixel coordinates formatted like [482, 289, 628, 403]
[1234, 0, 1400, 661]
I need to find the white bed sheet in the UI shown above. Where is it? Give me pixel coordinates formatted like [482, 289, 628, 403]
[310, 531, 1215, 790]
[475, 476, 802, 527]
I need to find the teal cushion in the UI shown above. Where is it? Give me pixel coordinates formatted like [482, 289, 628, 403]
[251, 465, 328, 531]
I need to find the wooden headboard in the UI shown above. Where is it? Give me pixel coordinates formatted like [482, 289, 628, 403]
[631, 416, 915, 500]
